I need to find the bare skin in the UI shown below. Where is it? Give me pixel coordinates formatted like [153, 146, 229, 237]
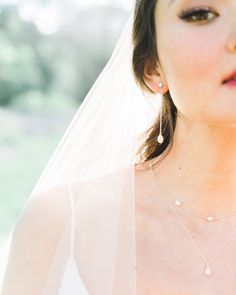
[135, 159, 236, 294]
[135, 1, 236, 290]
[145, 0, 236, 215]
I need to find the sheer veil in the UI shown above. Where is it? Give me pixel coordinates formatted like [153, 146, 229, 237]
[0, 3, 162, 294]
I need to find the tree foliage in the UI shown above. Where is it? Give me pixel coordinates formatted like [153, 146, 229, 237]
[0, 4, 129, 108]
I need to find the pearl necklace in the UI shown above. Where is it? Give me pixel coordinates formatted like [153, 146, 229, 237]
[150, 163, 236, 277]
[157, 178, 236, 223]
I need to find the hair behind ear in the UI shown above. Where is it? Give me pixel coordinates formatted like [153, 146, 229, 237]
[132, 0, 178, 165]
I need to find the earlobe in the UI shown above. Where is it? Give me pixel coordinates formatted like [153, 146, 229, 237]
[143, 76, 160, 93]
[143, 74, 167, 94]
[143, 59, 167, 94]
[144, 61, 158, 93]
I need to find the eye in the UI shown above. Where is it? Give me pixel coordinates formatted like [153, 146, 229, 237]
[179, 6, 219, 23]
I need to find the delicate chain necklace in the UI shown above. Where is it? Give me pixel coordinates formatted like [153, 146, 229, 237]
[154, 171, 236, 223]
[149, 163, 236, 277]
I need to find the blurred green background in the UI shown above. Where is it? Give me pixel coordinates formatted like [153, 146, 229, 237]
[0, 0, 131, 249]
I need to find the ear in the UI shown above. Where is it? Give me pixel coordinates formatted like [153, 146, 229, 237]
[143, 59, 168, 94]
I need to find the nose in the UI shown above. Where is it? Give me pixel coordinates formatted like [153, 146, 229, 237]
[227, 37, 236, 53]
[226, 14, 236, 53]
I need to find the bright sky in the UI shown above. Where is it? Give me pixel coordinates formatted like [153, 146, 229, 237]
[73, 0, 133, 10]
[0, 0, 133, 10]
[0, 0, 133, 35]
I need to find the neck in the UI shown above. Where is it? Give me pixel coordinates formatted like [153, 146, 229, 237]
[156, 113, 236, 217]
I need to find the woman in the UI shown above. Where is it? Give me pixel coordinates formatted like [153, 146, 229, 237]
[1, 0, 236, 294]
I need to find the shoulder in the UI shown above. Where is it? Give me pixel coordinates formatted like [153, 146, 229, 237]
[15, 164, 138, 234]
[17, 184, 69, 224]
[2, 184, 74, 293]
[7, 185, 71, 270]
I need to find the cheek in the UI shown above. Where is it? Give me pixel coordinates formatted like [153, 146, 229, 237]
[156, 24, 226, 119]
[158, 24, 224, 84]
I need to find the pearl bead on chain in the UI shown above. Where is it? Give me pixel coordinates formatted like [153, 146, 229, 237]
[174, 199, 233, 222]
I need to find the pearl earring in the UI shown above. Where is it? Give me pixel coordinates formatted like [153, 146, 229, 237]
[156, 82, 164, 144]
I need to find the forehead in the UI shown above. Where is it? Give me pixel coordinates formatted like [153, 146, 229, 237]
[157, 0, 178, 12]
[155, 0, 176, 15]
[166, 0, 178, 7]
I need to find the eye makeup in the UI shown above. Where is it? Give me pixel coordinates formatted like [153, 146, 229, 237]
[178, 6, 219, 23]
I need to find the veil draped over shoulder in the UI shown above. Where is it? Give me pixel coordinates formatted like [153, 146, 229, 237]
[0, 4, 162, 294]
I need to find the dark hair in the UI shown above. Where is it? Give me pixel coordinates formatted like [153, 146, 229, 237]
[132, 0, 178, 166]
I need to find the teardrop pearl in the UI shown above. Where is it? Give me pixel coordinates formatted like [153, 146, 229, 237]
[157, 134, 164, 144]
[204, 266, 212, 276]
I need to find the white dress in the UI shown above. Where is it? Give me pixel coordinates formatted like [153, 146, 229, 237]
[59, 256, 89, 295]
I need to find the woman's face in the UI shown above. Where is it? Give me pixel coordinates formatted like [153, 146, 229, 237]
[155, 0, 236, 126]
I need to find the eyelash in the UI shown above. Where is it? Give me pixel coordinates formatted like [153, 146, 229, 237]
[179, 6, 219, 23]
